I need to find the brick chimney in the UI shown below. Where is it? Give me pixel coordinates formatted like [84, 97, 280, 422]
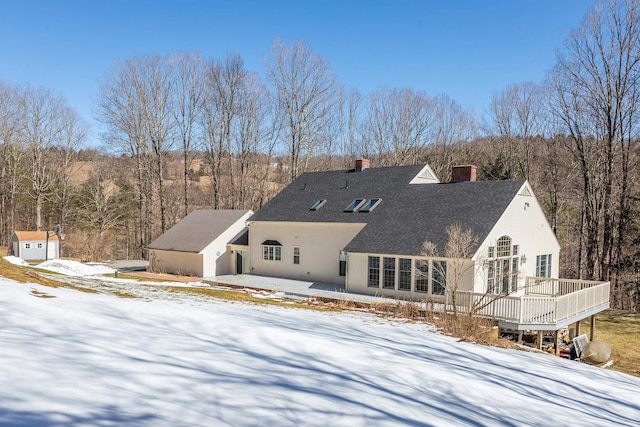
[451, 165, 477, 182]
[355, 158, 370, 171]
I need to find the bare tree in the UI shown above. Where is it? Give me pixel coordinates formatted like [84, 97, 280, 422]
[429, 94, 477, 179]
[419, 224, 478, 316]
[550, 0, 640, 287]
[97, 57, 154, 257]
[265, 39, 340, 182]
[0, 82, 26, 243]
[363, 87, 436, 167]
[22, 86, 68, 231]
[169, 53, 204, 217]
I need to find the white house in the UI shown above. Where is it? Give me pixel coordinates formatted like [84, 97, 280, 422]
[147, 209, 252, 277]
[10, 231, 60, 261]
[242, 160, 609, 332]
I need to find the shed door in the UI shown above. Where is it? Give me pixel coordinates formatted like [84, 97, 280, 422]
[47, 241, 57, 259]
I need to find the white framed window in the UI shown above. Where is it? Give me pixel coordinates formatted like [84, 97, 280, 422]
[368, 256, 380, 287]
[432, 261, 447, 295]
[487, 236, 519, 294]
[24, 243, 31, 249]
[399, 258, 411, 291]
[536, 254, 552, 278]
[383, 257, 395, 289]
[261, 240, 282, 261]
[415, 259, 429, 293]
[37, 243, 43, 249]
[293, 247, 300, 264]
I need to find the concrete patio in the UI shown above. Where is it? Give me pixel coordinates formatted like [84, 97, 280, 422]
[203, 274, 399, 305]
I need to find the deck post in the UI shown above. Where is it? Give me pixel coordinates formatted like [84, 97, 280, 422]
[554, 329, 560, 356]
[537, 330, 543, 350]
[590, 315, 596, 341]
[575, 320, 581, 337]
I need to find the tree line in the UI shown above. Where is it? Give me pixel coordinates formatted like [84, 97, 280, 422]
[1, 0, 639, 311]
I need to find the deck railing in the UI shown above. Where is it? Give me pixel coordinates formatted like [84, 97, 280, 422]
[445, 278, 610, 326]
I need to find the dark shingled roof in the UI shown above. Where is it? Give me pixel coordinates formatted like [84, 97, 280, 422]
[249, 165, 525, 256]
[148, 210, 251, 253]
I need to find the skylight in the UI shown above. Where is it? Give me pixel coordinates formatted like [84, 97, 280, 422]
[310, 199, 326, 210]
[359, 198, 381, 212]
[344, 199, 366, 212]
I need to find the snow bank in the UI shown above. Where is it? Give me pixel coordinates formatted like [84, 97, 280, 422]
[2, 255, 29, 266]
[36, 259, 116, 276]
[0, 276, 639, 426]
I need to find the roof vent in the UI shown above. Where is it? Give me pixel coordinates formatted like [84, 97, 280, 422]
[355, 159, 370, 171]
[451, 165, 477, 182]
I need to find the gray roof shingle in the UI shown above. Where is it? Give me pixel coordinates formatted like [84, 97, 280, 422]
[249, 165, 524, 255]
[148, 210, 251, 253]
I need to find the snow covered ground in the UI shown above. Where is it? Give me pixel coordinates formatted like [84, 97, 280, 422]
[1, 264, 640, 426]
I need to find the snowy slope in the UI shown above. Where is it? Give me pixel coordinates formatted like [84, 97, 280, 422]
[1, 276, 639, 426]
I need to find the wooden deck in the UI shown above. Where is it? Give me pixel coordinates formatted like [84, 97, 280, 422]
[446, 278, 610, 330]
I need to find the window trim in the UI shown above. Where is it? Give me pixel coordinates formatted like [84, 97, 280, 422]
[368, 256, 380, 287]
[536, 254, 552, 278]
[293, 247, 300, 265]
[487, 235, 519, 294]
[344, 198, 367, 212]
[310, 199, 326, 211]
[398, 258, 412, 291]
[383, 257, 396, 289]
[261, 241, 282, 262]
[359, 198, 382, 212]
[415, 259, 429, 293]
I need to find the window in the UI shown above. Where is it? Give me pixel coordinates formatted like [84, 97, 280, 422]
[383, 257, 396, 289]
[536, 254, 552, 278]
[24, 243, 31, 249]
[339, 251, 346, 276]
[261, 240, 282, 261]
[37, 243, 43, 249]
[310, 199, 326, 210]
[415, 260, 429, 292]
[359, 198, 381, 212]
[344, 199, 366, 212]
[399, 258, 411, 291]
[293, 247, 300, 264]
[368, 256, 380, 287]
[432, 261, 447, 295]
[487, 235, 519, 294]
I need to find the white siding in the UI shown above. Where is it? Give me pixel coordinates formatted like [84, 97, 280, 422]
[473, 182, 560, 295]
[201, 211, 253, 277]
[248, 221, 366, 284]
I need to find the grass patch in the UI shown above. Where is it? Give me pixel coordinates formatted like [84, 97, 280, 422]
[164, 285, 341, 312]
[0, 258, 98, 294]
[581, 309, 640, 377]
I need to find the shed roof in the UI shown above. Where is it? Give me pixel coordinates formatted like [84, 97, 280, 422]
[13, 231, 59, 241]
[249, 164, 525, 256]
[148, 210, 251, 253]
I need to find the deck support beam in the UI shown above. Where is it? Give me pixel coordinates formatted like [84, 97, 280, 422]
[553, 329, 560, 356]
[590, 315, 596, 341]
[575, 320, 581, 337]
[537, 330, 543, 350]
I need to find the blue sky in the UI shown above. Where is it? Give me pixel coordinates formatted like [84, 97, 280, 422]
[0, 0, 595, 147]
